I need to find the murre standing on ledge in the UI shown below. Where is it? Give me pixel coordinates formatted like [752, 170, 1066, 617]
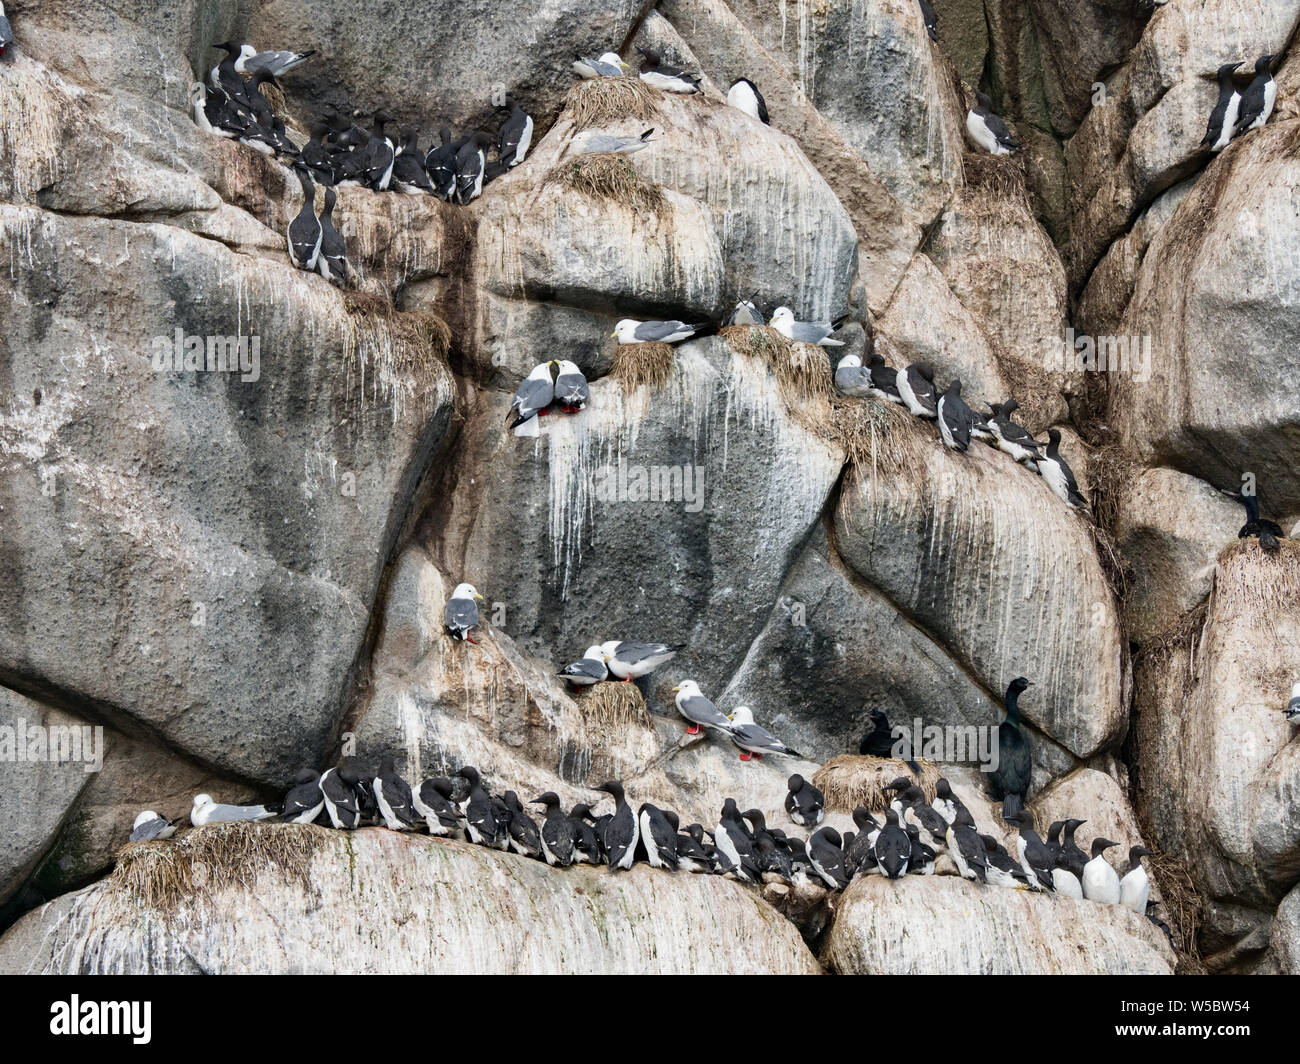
[966, 91, 1022, 155]
[897, 361, 939, 418]
[728, 78, 770, 123]
[286, 170, 322, 271]
[990, 677, 1033, 822]
[1038, 429, 1088, 510]
[1082, 837, 1122, 904]
[457, 766, 501, 847]
[497, 98, 534, 167]
[866, 352, 904, 405]
[374, 756, 422, 831]
[874, 808, 912, 879]
[638, 803, 680, 870]
[316, 186, 351, 286]
[1223, 486, 1283, 550]
[672, 679, 734, 735]
[937, 379, 976, 451]
[988, 400, 1042, 467]
[1010, 811, 1056, 890]
[785, 773, 824, 827]
[715, 798, 761, 882]
[454, 131, 494, 204]
[1233, 55, 1277, 138]
[807, 826, 851, 889]
[596, 781, 639, 870]
[1055, 817, 1088, 898]
[1199, 62, 1244, 152]
[412, 777, 462, 836]
[946, 808, 989, 883]
[933, 777, 968, 825]
[320, 763, 362, 829]
[279, 768, 325, 824]
[1119, 845, 1156, 914]
[502, 792, 543, 858]
[443, 582, 485, 642]
[531, 793, 576, 867]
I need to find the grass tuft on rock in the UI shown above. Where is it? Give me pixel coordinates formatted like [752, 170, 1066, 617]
[341, 291, 453, 407]
[812, 754, 940, 814]
[828, 399, 929, 483]
[612, 341, 675, 390]
[565, 76, 658, 130]
[546, 153, 664, 213]
[1213, 537, 1300, 619]
[1147, 850, 1206, 974]
[575, 681, 652, 730]
[719, 325, 834, 427]
[959, 151, 1032, 220]
[111, 822, 326, 915]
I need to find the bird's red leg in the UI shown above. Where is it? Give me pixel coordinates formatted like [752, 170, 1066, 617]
[685, 724, 700, 735]
[739, 752, 752, 762]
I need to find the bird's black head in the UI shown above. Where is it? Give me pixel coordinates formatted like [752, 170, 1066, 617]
[742, 808, 766, 829]
[948, 378, 964, 395]
[935, 777, 952, 798]
[817, 827, 842, 847]
[884, 776, 912, 793]
[1258, 55, 1276, 72]
[1011, 808, 1036, 831]
[294, 768, 317, 784]
[1009, 677, 1033, 695]
[530, 791, 558, 809]
[852, 806, 878, 831]
[569, 802, 594, 819]
[869, 707, 888, 724]
[1047, 428, 1062, 446]
[953, 807, 975, 828]
[595, 780, 624, 801]
[1129, 845, 1155, 862]
[914, 362, 935, 381]
[975, 90, 994, 109]
[1091, 837, 1118, 857]
[788, 773, 805, 791]
[663, 809, 680, 831]
[458, 765, 481, 785]
[1065, 818, 1087, 839]
[1219, 61, 1244, 78]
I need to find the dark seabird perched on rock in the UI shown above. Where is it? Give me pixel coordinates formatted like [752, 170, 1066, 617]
[991, 677, 1033, 822]
[946, 808, 989, 883]
[834, 354, 874, 397]
[907, 826, 936, 874]
[937, 379, 976, 451]
[190, 83, 236, 140]
[897, 361, 939, 418]
[443, 582, 484, 642]
[1285, 681, 1300, 725]
[391, 130, 436, 194]
[299, 121, 338, 185]
[279, 768, 325, 824]
[506, 361, 557, 434]
[980, 834, 1030, 889]
[675, 823, 713, 873]
[1119, 845, 1156, 914]
[129, 810, 180, 843]
[531, 793, 577, 867]
[1039, 429, 1088, 510]
[412, 778, 462, 836]
[966, 91, 1022, 155]
[843, 808, 879, 878]
[988, 400, 1042, 466]
[727, 78, 769, 123]
[807, 826, 851, 890]
[0, 3, 12, 57]
[1233, 55, 1277, 138]
[714, 798, 761, 883]
[552, 359, 589, 413]
[1223, 487, 1283, 551]
[874, 808, 912, 880]
[918, 0, 938, 41]
[893, 782, 949, 850]
[210, 42, 253, 104]
[502, 791, 543, 858]
[1082, 837, 1121, 904]
[458, 766, 502, 847]
[316, 187, 351, 287]
[601, 640, 679, 681]
[357, 112, 396, 191]
[638, 803, 680, 870]
[1053, 817, 1088, 898]
[1199, 62, 1244, 152]
[672, 679, 734, 735]
[374, 756, 422, 831]
[932, 777, 968, 825]
[726, 706, 803, 761]
[320, 763, 362, 829]
[569, 803, 604, 864]
[596, 781, 639, 870]
[866, 352, 904, 405]
[286, 170, 322, 271]
[637, 48, 703, 93]
[768, 306, 845, 346]
[784, 773, 824, 827]
[559, 645, 608, 686]
[613, 318, 706, 344]
[454, 131, 494, 204]
[497, 98, 534, 167]
[1010, 812, 1056, 890]
[425, 128, 463, 200]
[235, 43, 317, 77]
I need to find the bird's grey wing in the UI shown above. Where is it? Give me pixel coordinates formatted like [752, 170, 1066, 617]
[130, 818, 171, 842]
[790, 321, 832, 343]
[681, 695, 729, 726]
[615, 642, 672, 663]
[555, 371, 589, 402]
[511, 376, 554, 415]
[443, 597, 478, 630]
[633, 320, 689, 342]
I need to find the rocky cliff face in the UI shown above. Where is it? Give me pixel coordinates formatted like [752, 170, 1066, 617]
[1, 0, 1299, 974]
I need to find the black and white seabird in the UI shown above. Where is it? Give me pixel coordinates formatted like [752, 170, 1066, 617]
[981, 834, 1031, 889]
[279, 768, 325, 824]
[596, 781, 640, 870]
[1119, 845, 1156, 914]
[458, 766, 502, 847]
[1233, 55, 1277, 138]
[357, 112, 396, 190]
[443, 582, 485, 642]
[966, 91, 1022, 155]
[190, 793, 277, 825]
[552, 359, 590, 413]
[569, 803, 605, 864]
[454, 131, 494, 204]
[392, 130, 437, 194]
[637, 48, 703, 93]
[1223, 487, 1283, 551]
[129, 810, 180, 843]
[946, 809, 989, 883]
[299, 121, 338, 185]
[675, 823, 713, 873]
[907, 826, 937, 874]
[1285, 681, 1300, 725]
[638, 803, 680, 870]
[937, 379, 976, 451]
[988, 400, 1042, 466]
[990, 677, 1033, 822]
[834, 354, 874, 397]
[1082, 837, 1121, 904]
[1010, 812, 1056, 890]
[726, 706, 803, 761]
[425, 128, 462, 200]
[412, 777, 462, 836]
[374, 756, 422, 831]
[1199, 62, 1244, 152]
[671, 679, 734, 735]
[714, 798, 761, 883]
[600, 640, 679, 681]
[768, 306, 845, 346]
[894, 783, 949, 850]
[286, 170, 322, 271]
[316, 187, 351, 287]
[897, 362, 939, 418]
[808, 826, 852, 890]
[866, 352, 904, 405]
[933, 777, 969, 825]
[210, 42, 253, 105]
[874, 808, 912, 880]
[613, 318, 705, 344]
[497, 98, 534, 167]
[320, 763, 362, 829]
[502, 791, 543, 858]
[1039, 428, 1088, 510]
[190, 83, 237, 140]
[531, 792, 577, 867]
[0, 3, 12, 57]
[559, 645, 608, 686]
[235, 43, 317, 78]
[727, 78, 770, 124]
[784, 773, 825, 827]
[918, 0, 938, 41]
[1053, 817, 1088, 898]
[843, 808, 879, 879]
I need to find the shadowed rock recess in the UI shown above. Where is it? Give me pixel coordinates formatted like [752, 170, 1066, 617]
[0, 0, 1297, 975]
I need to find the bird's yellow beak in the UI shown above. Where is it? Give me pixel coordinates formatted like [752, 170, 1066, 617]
[474, 593, 485, 602]
[610, 330, 618, 339]
[672, 685, 680, 693]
